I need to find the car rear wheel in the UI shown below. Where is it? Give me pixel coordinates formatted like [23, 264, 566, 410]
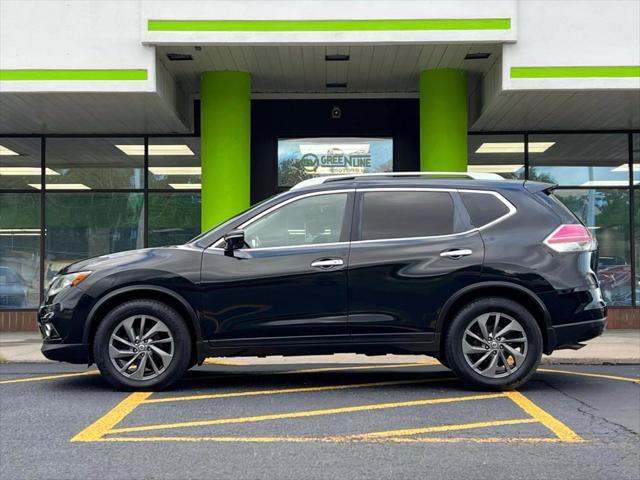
[93, 299, 191, 391]
[443, 297, 542, 389]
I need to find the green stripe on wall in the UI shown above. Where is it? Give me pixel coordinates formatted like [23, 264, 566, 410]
[511, 66, 640, 79]
[148, 18, 511, 32]
[0, 69, 148, 81]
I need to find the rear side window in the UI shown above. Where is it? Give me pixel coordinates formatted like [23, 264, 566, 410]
[360, 191, 454, 240]
[460, 192, 510, 228]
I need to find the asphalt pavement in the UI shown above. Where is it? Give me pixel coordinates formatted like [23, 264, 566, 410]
[0, 362, 639, 480]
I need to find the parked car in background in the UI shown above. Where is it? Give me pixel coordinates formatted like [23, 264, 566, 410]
[0, 266, 27, 308]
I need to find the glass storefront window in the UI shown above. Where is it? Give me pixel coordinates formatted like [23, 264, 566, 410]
[0, 193, 41, 308]
[44, 193, 144, 285]
[148, 193, 201, 247]
[148, 138, 201, 190]
[46, 138, 143, 189]
[529, 134, 629, 186]
[634, 134, 640, 306]
[277, 137, 393, 187]
[554, 189, 631, 306]
[0, 138, 41, 189]
[467, 134, 525, 179]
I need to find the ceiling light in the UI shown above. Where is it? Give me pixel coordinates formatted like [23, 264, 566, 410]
[325, 54, 350, 61]
[166, 53, 193, 61]
[475, 142, 555, 153]
[0, 228, 40, 233]
[169, 183, 201, 190]
[115, 145, 195, 156]
[580, 180, 640, 187]
[468, 164, 523, 173]
[326, 82, 347, 88]
[28, 183, 91, 190]
[149, 167, 201, 176]
[465, 52, 491, 60]
[611, 164, 640, 172]
[0, 145, 20, 155]
[0, 167, 60, 175]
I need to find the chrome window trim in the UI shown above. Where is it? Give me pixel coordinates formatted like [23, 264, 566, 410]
[351, 187, 517, 244]
[208, 186, 516, 251]
[456, 188, 517, 231]
[210, 189, 354, 250]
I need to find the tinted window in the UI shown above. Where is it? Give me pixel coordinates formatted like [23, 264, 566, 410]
[244, 193, 348, 248]
[360, 191, 454, 240]
[460, 192, 509, 228]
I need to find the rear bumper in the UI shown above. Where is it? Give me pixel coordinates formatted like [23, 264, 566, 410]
[548, 316, 607, 352]
[41, 341, 89, 364]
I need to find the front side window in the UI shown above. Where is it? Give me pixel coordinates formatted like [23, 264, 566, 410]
[243, 193, 349, 248]
[360, 191, 454, 241]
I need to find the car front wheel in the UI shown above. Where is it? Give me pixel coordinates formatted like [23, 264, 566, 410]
[93, 299, 191, 391]
[443, 297, 542, 389]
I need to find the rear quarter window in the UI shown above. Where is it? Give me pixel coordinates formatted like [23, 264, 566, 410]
[460, 192, 510, 228]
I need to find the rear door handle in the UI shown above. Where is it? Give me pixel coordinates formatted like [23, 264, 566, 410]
[440, 249, 473, 259]
[311, 258, 344, 269]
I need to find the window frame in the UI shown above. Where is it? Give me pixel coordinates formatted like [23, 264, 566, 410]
[211, 189, 355, 251]
[351, 187, 516, 244]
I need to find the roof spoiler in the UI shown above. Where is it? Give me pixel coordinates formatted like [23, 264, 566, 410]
[523, 180, 557, 194]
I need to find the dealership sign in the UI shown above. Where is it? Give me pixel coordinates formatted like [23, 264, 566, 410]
[278, 138, 392, 186]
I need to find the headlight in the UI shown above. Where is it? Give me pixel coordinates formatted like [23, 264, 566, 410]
[48, 271, 92, 297]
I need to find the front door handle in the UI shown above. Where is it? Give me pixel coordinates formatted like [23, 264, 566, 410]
[440, 249, 473, 259]
[311, 258, 344, 269]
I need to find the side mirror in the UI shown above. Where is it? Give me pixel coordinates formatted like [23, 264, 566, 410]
[223, 229, 245, 254]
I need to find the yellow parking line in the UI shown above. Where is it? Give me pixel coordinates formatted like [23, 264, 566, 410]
[144, 377, 455, 404]
[71, 392, 152, 442]
[0, 370, 99, 385]
[355, 418, 538, 439]
[203, 359, 245, 366]
[285, 361, 440, 374]
[538, 368, 640, 384]
[94, 435, 569, 444]
[505, 391, 584, 443]
[108, 392, 505, 435]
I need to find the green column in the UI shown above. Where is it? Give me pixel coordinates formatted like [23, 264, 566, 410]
[419, 69, 468, 172]
[200, 71, 251, 231]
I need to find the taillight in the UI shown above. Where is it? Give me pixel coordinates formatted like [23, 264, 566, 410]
[543, 224, 596, 252]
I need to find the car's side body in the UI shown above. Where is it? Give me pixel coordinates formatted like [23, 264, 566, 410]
[39, 177, 606, 370]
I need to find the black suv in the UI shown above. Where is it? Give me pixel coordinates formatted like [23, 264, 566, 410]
[39, 173, 607, 390]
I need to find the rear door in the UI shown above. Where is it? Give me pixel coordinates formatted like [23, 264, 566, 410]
[347, 188, 485, 344]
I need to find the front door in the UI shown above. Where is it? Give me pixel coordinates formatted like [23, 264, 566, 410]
[347, 188, 484, 344]
[200, 190, 354, 345]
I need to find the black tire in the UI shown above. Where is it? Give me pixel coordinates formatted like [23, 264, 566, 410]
[443, 297, 542, 390]
[93, 299, 192, 391]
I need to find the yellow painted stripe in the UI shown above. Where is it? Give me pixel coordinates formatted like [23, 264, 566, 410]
[286, 360, 440, 374]
[71, 392, 152, 442]
[109, 392, 505, 435]
[203, 359, 245, 366]
[95, 435, 568, 444]
[538, 368, 640, 384]
[356, 418, 538, 439]
[0, 370, 99, 385]
[505, 391, 584, 443]
[144, 377, 454, 404]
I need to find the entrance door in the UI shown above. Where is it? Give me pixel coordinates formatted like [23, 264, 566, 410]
[200, 190, 354, 344]
[347, 188, 484, 344]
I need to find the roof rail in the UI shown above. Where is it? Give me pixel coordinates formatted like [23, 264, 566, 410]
[291, 171, 504, 190]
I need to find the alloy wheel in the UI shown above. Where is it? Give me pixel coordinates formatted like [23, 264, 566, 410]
[108, 315, 174, 381]
[461, 312, 528, 379]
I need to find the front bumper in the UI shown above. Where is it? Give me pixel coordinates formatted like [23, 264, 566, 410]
[41, 341, 89, 364]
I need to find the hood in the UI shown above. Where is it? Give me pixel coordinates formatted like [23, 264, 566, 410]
[58, 245, 199, 275]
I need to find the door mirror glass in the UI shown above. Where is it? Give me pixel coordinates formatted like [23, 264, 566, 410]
[243, 193, 348, 249]
[223, 229, 245, 252]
